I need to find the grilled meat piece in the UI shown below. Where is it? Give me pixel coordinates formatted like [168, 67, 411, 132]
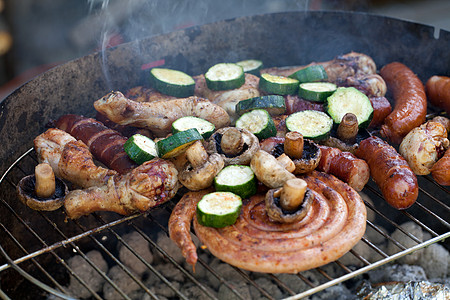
[65, 158, 179, 219]
[169, 171, 366, 273]
[34, 128, 117, 188]
[94, 91, 230, 137]
[262, 52, 377, 83]
[194, 73, 260, 120]
[399, 121, 449, 175]
[55, 114, 137, 174]
[125, 86, 176, 103]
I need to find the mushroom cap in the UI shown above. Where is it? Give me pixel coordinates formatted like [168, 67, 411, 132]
[16, 175, 68, 211]
[265, 187, 314, 223]
[206, 127, 260, 166]
[292, 139, 322, 174]
[179, 153, 225, 191]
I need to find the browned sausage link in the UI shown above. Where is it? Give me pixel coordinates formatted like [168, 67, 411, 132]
[425, 75, 450, 114]
[355, 136, 418, 209]
[379, 62, 427, 144]
[168, 189, 211, 269]
[55, 114, 137, 174]
[317, 146, 369, 191]
[430, 148, 450, 186]
[368, 96, 392, 128]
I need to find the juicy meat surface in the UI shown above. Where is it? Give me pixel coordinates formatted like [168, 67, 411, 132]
[169, 171, 366, 273]
[34, 128, 117, 188]
[64, 158, 179, 219]
[94, 91, 230, 137]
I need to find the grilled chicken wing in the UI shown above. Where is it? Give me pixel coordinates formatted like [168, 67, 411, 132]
[94, 91, 230, 137]
[64, 158, 179, 219]
[262, 52, 377, 85]
[34, 128, 117, 188]
[194, 73, 260, 120]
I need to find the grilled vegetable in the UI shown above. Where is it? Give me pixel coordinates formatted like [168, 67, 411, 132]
[205, 63, 245, 91]
[196, 192, 242, 228]
[259, 73, 299, 95]
[214, 165, 257, 199]
[326, 87, 373, 128]
[171, 116, 215, 139]
[156, 128, 203, 159]
[235, 95, 286, 116]
[236, 59, 263, 76]
[298, 82, 337, 102]
[124, 134, 158, 165]
[285, 110, 333, 141]
[289, 65, 328, 83]
[235, 109, 277, 140]
[149, 68, 195, 97]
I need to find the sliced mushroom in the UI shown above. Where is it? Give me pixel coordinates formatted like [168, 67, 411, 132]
[16, 163, 68, 211]
[206, 127, 259, 165]
[265, 178, 314, 223]
[250, 150, 295, 189]
[179, 141, 225, 191]
[337, 113, 359, 144]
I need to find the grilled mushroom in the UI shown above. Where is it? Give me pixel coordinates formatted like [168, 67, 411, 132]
[16, 163, 68, 211]
[250, 150, 295, 188]
[179, 141, 225, 191]
[337, 113, 359, 144]
[206, 127, 259, 165]
[265, 178, 314, 223]
[284, 132, 321, 174]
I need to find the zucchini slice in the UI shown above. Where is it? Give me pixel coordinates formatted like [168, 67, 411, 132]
[259, 73, 299, 95]
[289, 65, 328, 83]
[235, 95, 286, 116]
[214, 165, 257, 199]
[298, 82, 337, 102]
[156, 128, 203, 159]
[149, 68, 195, 97]
[205, 63, 245, 91]
[235, 109, 277, 140]
[285, 110, 333, 141]
[123, 134, 158, 165]
[171, 116, 215, 139]
[236, 59, 263, 76]
[196, 192, 242, 228]
[326, 87, 374, 128]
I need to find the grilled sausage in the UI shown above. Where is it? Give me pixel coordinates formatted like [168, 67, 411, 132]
[317, 145, 370, 191]
[425, 75, 450, 114]
[368, 96, 392, 128]
[55, 114, 137, 174]
[430, 148, 450, 186]
[355, 136, 418, 209]
[379, 62, 427, 144]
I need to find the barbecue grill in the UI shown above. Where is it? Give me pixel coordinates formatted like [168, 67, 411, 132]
[0, 11, 449, 299]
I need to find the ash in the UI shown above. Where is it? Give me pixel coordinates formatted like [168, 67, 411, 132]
[57, 220, 449, 300]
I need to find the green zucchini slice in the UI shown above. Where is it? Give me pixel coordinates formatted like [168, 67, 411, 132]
[236, 59, 263, 76]
[289, 65, 328, 83]
[214, 165, 257, 199]
[156, 128, 203, 159]
[123, 134, 158, 165]
[285, 110, 333, 141]
[205, 63, 245, 91]
[259, 73, 299, 95]
[235, 109, 277, 140]
[149, 68, 195, 97]
[298, 82, 337, 102]
[235, 95, 286, 116]
[171, 116, 215, 139]
[196, 192, 243, 228]
[326, 87, 374, 128]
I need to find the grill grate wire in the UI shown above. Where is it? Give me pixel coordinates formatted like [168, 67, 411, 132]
[0, 148, 448, 299]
